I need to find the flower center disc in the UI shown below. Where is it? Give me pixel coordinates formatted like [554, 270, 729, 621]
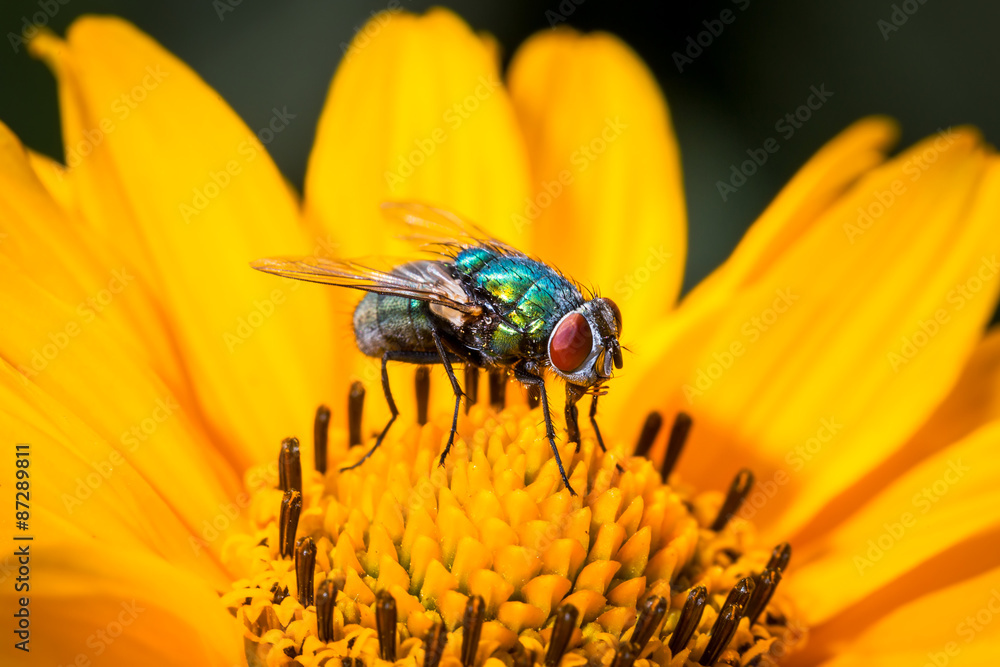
[221, 376, 806, 666]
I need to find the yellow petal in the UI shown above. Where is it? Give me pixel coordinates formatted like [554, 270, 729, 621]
[625, 126, 1000, 546]
[898, 326, 1000, 461]
[0, 357, 237, 583]
[803, 561, 1000, 666]
[0, 509, 242, 667]
[306, 8, 530, 250]
[507, 29, 687, 332]
[303, 8, 532, 422]
[31, 18, 336, 464]
[689, 118, 898, 300]
[797, 326, 1000, 545]
[604, 117, 898, 438]
[0, 120, 195, 416]
[786, 419, 1000, 625]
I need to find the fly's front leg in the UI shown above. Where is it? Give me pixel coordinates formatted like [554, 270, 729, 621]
[432, 329, 465, 467]
[565, 383, 586, 452]
[590, 392, 623, 473]
[517, 369, 577, 496]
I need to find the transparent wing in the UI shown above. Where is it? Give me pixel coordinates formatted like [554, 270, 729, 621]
[380, 202, 526, 258]
[250, 256, 481, 314]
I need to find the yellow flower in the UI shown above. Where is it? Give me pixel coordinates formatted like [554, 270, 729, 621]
[2, 7, 1000, 667]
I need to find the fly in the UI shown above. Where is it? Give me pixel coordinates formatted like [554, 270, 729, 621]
[251, 203, 624, 495]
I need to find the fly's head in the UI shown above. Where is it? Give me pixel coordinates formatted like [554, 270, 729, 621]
[547, 297, 623, 388]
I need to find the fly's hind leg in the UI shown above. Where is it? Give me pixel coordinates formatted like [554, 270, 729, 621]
[517, 369, 577, 496]
[432, 329, 465, 467]
[340, 349, 441, 472]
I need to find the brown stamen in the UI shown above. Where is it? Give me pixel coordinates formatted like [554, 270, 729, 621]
[461, 595, 485, 667]
[746, 568, 783, 626]
[633, 411, 663, 458]
[710, 468, 755, 531]
[314, 405, 331, 474]
[464, 365, 479, 414]
[544, 604, 578, 667]
[278, 490, 302, 558]
[280, 437, 302, 493]
[295, 536, 316, 606]
[375, 591, 397, 661]
[511, 641, 533, 667]
[416, 366, 430, 426]
[489, 369, 507, 409]
[667, 585, 707, 656]
[527, 385, 541, 409]
[270, 581, 289, 604]
[424, 623, 448, 667]
[660, 411, 692, 481]
[721, 576, 755, 612]
[767, 542, 792, 573]
[316, 577, 341, 642]
[348, 381, 365, 447]
[631, 595, 668, 651]
[698, 602, 742, 665]
[610, 642, 640, 667]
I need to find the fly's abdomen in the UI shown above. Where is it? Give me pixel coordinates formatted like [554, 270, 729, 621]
[353, 292, 437, 357]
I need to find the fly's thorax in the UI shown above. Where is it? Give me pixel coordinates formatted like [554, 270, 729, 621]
[547, 297, 623, 386]
[450, 246, 587, 365]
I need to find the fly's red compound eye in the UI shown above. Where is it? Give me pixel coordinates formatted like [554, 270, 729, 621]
[603, 297, 623, 335]
[549, 312, 593, 373]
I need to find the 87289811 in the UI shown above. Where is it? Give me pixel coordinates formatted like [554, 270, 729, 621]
[15, 444, 29, 532]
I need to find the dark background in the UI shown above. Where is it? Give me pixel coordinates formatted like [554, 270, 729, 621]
[2, 0, 998, 296]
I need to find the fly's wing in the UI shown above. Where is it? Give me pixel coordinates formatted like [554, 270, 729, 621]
[380, 202, 527, 258]
[250, 256, 482, 314]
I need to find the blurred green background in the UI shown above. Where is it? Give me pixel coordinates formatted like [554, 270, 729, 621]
[1, 0, 998, 297]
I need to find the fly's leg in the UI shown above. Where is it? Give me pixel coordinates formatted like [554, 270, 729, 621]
[340, 349, 440, 472]
[565, 383, 585, 452]
[517, 369, 577, 496]
[433, 329, 465, 467]
[464, 365, 479, 414]
[589, 392, 623, 473]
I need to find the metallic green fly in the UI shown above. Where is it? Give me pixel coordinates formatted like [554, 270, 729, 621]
[251, 203, 624, 495]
